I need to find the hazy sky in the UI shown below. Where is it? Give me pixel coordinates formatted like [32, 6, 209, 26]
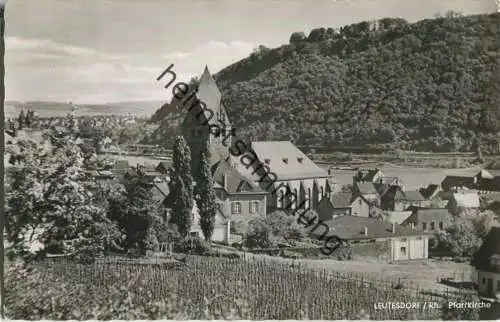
[5, 0, 497, 103]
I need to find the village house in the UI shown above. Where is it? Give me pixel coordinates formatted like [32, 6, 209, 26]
[353, 182, 380, 206]
[447, 190, 480, 214]
[211, 158, 268, 219]
[441, 170, 500, 194]
[401, 207, 451, 232]
[316, 192, 371, 221]
[381, 186, 425, 211]
[472, 226, 500, 298]
[155, 161, 170, 175]
[314, 216, 432, 261]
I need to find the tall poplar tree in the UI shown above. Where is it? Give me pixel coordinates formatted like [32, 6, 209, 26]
[196, 137, 217, 242]
[170, 136, 193, 238]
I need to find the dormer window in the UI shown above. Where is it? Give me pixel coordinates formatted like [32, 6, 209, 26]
[264, 158, 271, 164]
[283, 158, 288, 164]
[297, 157, 303, 163]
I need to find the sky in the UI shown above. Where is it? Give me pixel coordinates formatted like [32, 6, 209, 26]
[5, 0, 498, 104]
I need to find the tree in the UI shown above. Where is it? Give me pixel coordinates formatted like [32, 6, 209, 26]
[434, 213, 482, 258]
[244, 211, 306, 249]
[195, 136, 218, 242]
[24, 110, 35, 128]
[471, 210, 497, 241]
[108, 174, 169, 255]
[17, 110, 25, 130]
[169, 136, 194, 238]
[289, 32, 306, 44]
[5, 136, 123, 260]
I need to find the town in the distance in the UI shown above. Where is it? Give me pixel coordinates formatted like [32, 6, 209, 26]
[4, 10, 500, 321]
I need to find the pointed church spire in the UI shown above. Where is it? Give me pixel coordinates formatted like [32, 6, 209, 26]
[199, 65, 216, 87]
[197, 65, 221, 104]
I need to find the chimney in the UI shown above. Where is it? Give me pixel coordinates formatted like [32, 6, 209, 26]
[223, 174, 227, 190]
[392, 222, 396, 233]
[364, 226, 368, 236]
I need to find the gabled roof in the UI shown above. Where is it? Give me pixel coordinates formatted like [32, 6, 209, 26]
[250, 141, 329, 180]
[314, 216, 432, 240]
[403, 190, 425, 202]
[441, 175, 476, 191]
[386, 211, 413, 225]
[330, 192, 354, 208]
[155, 161, 170, 172]
[212, 159, 266, 195]
[472, 227, 500, 273]
[374, 183, 390, 196]
[404, 207, 451, 225]
[355, 182, 378, 195]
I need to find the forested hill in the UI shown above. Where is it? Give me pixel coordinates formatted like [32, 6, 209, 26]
[150, 12, 500, 154]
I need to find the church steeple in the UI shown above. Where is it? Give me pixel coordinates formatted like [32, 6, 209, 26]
[198, 65, 221, 102]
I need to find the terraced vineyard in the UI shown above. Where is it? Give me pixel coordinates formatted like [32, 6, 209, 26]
[5, 256, 479, 320]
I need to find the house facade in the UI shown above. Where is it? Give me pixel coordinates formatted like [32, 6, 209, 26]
[353, 182, 380, 206]
[441, 170, 500, 193]
[317, 192, 371, 222]
[381, 187, 425, 211]
[227, 141, 335, 214]
[212, 158, 268, 218]
[447, 191, 480, 214]
[472, 227, 500, 299]
[401, 207, 452, 232]
[314, 216, 432, 261]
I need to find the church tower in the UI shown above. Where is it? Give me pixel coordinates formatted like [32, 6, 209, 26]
[181, 66, 233, 177]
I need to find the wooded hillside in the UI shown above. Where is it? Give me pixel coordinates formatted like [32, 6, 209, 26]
[149, 12, 500, 154]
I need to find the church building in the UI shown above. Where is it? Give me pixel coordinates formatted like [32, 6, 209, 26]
[180, 66, 336, 218]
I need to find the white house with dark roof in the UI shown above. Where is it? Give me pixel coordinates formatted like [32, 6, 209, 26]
[311, 216, 432, 261]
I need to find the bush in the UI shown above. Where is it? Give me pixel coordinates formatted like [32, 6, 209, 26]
[331, 243, 353, 261]
[243, 211, 307, 249]
[174, 236, 211, 255]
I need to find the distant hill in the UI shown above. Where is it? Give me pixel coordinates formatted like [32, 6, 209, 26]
[150, 12, 500, 154]
[4, 100, 165, 118]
